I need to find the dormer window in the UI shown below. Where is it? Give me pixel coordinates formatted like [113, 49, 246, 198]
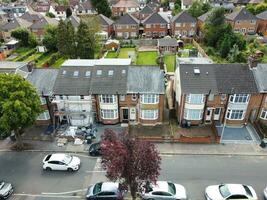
[108, 70, 114, 76]
[85, 71, 91, 77]
[122, 69, 126, 74]
[62, 70, 66, 75]
[73, 71, 79, 77]
[97, 70, 102, 75]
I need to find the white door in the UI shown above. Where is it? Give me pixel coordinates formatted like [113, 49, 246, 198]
[205, 108, 213, 122]
[213, 108, 221, 120]
[129, 107, 136, 121]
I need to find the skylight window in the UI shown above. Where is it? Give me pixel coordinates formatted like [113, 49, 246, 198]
[97, 70, 102, 75]
[73, 71, 79, 77]
[122, 69, 126, 74]
[62, 70, 66, 75]
[108, 70, 114, 76]
[85, 71, 91, 77]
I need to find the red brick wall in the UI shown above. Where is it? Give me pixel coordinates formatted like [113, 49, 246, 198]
[144, 24, 168, 38]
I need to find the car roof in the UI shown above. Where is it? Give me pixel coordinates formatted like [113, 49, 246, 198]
[49, 153, 67, 161]
[151, 181, 169, 192]
[226, 184, 248, 196]
[101, 182, 119, 193]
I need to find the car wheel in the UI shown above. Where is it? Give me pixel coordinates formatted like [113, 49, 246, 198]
[67, 168, 74, 172]
[46, 167, 52, 171]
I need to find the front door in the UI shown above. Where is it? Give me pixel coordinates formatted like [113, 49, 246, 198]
[205, 108, 213, 122]
[213, 107, 221, 121]
[122, 108, 129, 123]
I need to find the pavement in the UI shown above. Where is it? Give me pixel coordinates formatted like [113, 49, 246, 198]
[1, 136, 267, 156]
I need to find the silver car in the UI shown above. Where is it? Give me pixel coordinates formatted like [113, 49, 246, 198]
[264, 186, 267, 200]
[0, 181, 13, 200]
[141, 181, 187, 200]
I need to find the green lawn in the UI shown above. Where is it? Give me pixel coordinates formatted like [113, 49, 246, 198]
[106, 51, 117, 58]
[118, 48, 135, 58]
[51, 57, 66, 68]
[23, 52, 43, 62]
[35, 52, 54, 67]
[164, 55, 175, 72]
[136, 51, 158, 65]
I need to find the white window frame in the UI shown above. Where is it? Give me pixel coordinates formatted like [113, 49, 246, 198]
[99, 95, 116, 103]
[120, 95, 126, 101]
[175, 23, 181, 27]
[226, 109, 245, 120]
[229, 94, 250, 103]
[100, 109, 118, 119]
[160, 24, 166, 28]
[140, 94, 159, 104]
[140, 109, 158, 120]
[260, 108, 267, 120]
[37, 110, 50, 120]
[146, 24, 151, 28]
[40, 97, 46, 105]
[184, 108, 203, 120]
[185, 94, 204, 104]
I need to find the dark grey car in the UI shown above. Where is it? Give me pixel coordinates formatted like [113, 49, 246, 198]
[0, 181, 13, 200]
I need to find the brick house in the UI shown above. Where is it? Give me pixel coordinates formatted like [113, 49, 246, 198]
[111, 0, 139, 17]
[256, 10, 267, 36]
[75, 0, 97, 15]
[98, 14, 114, 37]
[147, 1, 160, 12]
[114, 13, 139, 38]
[197, 11, 210, 36]
[174, 62, 260, 127]
[181, 0, 193, 10]
[136, 5, 154, 20]
[143, 12, 168, 38]
[225, 7, 258, 35]
[171, 11, 197, 37]
[158, 38, 178, 54]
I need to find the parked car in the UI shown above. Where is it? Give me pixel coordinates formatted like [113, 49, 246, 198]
[89, 142, 102, 156]
[42, 153, 81, 172]
[141, 181, 187, 200]
[264, 186, 267, 199]
[0, 180, 13, 199]
[205, 183, 258, 200]
[85, 182, 124, 200]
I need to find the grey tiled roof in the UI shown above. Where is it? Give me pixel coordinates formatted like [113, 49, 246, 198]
[67, 15, 80, 28]
[182, 0, 193, 6]
[1, 17, 31, 31]
[172, 11, 196, 23]
[99, 14, 114, 26]
[198, 11, 210, 22]
[139, 5, 153, 14]
[115, 13, 139, 25]
[143, 12, 168, 24]
[257, 10, 267, 20]
[127, 66, 164, 94]
[226, 7, 257, 21]
[27, 69, 59, 96]
[158, 38, 178, 47]
[179, 64, 258, 94]
[252, 64, 267, 93]
[90, 65, 128, 94]
[78, 0, 93, 10]
[30, 17, 58, 29]
[233, 0, 250, 4]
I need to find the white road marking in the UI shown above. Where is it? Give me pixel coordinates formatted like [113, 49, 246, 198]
[42, 188, 87, 195]
[13, 193, 83, 198]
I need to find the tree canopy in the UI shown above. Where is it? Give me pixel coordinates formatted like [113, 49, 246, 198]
[43, 25, 58, 52]
[101, 129, 161, 200]
[188, 0, 211, 18]
[11, 28, 38, 47]
[246, 3, 267, 15]
[91, 0, 112, 17]
[0, 74, 42, 148]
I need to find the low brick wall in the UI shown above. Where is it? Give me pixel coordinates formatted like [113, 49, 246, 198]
[178, 135, 212, 144]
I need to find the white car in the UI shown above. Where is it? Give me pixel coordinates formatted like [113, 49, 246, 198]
[264, 186, 267, 199]
[42, 153, 81, 172]
[141, 181, 187, 200]
[205, 184, 258, 200]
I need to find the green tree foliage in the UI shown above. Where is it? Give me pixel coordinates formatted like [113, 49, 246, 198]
[66, 7, 72, 18]
[57, 19, 69, 56]
[43, 25, 58, 52]
[66, 21, 76, 58]
[0, 74, 42, 149]
[91, 0, 112, 17]
[172, 0, 182, 16]
[45, 12, 56, 18]
[188, 0, 211, 18]
[55, 0, 69, 6]
[228, 44, 246, 63]
[246, 3, 267, 15]
[11, 28, 38, 47]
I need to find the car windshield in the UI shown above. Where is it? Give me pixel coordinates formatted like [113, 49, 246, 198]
[243, 185, 252, 197]
[93, 182, 103, 195]
[63, 155, 72, 164]
[168, 182, 176, 195]
[219, 184, 231, 198]
[0, 181, 4, 189]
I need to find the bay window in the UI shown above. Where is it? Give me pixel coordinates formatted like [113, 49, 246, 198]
[101, 109, 118, 119]
[140, 94, 159, 104]
[226, 109, 245, 120]
[185, 94, 204, 104]
[184, 108, 203, 120]
[99, 95, 116, 103]
[140, 109, 158, 120]
[260, 108, 267, 120]
[229, 94, 249, 103]
[37, 110, 50, 120]
[40, 97, 46, 105]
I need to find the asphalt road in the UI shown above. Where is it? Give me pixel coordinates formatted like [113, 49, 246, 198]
[1, 152, 267, 200]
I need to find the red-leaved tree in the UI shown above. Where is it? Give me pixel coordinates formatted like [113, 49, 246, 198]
[101, 129, 161, 200]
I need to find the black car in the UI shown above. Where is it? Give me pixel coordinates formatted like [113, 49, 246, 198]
[89, 142, 102, 156]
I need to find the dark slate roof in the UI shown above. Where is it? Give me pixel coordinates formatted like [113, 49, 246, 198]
[115, 13, 139, 25]
[226, 7, 257, 21]
[127, 66, 164, 94]
[158, 38, 178, 46]
[198, 11, 210, 22]
[77, 0, 93, 10]
[233, 0, 250, 4]
[252, 64, 267, 93]
[90, 65, 128, 94]
[172, 11, 196, 23]
[143, 12, 168, 24]
[99, 14, 114, 26]
[53, 66, 93, 95]
[257, 10, 267, 20]
[1, 18, 20, 31]
[20, 11, 42, 23]
[139, 5, 154, 14]
[27, 69, 59, 96]
[179, 64, 258, 94]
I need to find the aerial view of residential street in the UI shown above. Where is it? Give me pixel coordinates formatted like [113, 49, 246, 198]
[1, 0, 267, 199]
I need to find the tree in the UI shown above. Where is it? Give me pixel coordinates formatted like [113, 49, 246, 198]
[188, 0, 211, 18]
[43, 25, 58, 52]
[57, 19, 68, 56]
[65, 20, 76, 58]
[0, 74, 42, 149]
[11, 28, 37, 47]
[66, 7, 72, 18]
[46, 12, 56, 18]
[101, 129, 161, 200]
[91, 0, 112, 17]
[227, 44, 246, 63]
